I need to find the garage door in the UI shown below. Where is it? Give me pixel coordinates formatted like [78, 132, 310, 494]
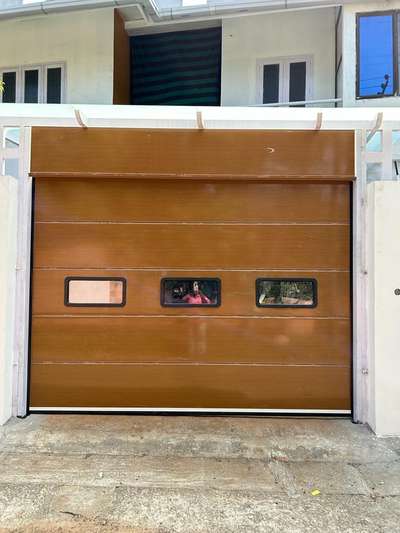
[29, 128, 353, 413]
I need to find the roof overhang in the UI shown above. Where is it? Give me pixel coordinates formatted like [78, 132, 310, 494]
[0, 0, 376, 25]
[0, 104, 398, 131]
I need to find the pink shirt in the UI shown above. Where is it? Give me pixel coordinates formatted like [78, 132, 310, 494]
[183, 293, 211, 304]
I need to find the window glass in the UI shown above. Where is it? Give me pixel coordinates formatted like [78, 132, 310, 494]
[46, 67, 62, 103]
[161, 278, 220, 307]
[2, 72, 16, 103]
[366, 162, 383, 182]
[65, 278, 126, 306]
[24, 69, 39, 103]
[4, 128, 20, 149]
[263, 64, 280, 104]
[289, 61, 306, 106]
[4, 159, 19, 178]
[366, 130, 382, 152]
[358, 14, 394, 98]
[256, 279, 317, 308]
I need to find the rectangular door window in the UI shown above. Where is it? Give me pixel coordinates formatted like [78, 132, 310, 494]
[256, 279, 317, 308]
[65, 277, 126, 307]
[46, 67, 62, 103]
[263, 64, 280, 104]
[2, 71, 17, 103]
[257, 56, 312, 105]
[289, 61, 307, 105]
[24, 69, 39, 103]
[161, 278, 221, 307]
[1, 63, 65, 103]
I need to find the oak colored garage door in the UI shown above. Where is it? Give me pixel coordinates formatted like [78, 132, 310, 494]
[29, 128, 354, 413]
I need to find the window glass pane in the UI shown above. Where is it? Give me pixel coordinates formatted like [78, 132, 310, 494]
[161, 278, 220, 307]
[46, 67, 62, 103]
[3, 127, 20, 149]
[2, 72, 16, 103]
[24, 69, 39, 103]
[358, 14, 394, 98]
[263, 64, 280, 104]
[366, 162, 383, 182]
[366, 130, 382, 152]
[66, 278, 126, 306]
[289, 61, 306, 106]
[256, 279, 316, 307]
[392, 131, 400, 179]
[4, 159, 19, 177]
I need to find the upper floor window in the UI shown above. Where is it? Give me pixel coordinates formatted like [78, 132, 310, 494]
[256, 56, 312, 106]
[357, 13, 396, 98]
[0, 63, 65, 104]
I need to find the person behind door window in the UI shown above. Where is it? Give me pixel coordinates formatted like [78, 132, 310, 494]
[182, 280, 211, 305]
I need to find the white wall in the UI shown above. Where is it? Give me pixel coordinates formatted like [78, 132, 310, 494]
[221, 8, 336, 106]
[342, 1, 400, 107]
[0, 175, 18, 426]
[0, 8, 115, 105]
[367, 181, 400, 436]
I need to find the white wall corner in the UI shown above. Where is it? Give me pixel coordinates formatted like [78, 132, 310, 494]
[367, 181, 400, 436]
[0, 175, 18, 426]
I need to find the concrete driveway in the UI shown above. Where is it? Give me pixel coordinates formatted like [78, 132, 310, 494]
[0, 415, 399, 532]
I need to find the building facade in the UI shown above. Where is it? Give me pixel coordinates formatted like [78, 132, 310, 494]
[1, 0, 400, 109]
[0, 0, 399, 436]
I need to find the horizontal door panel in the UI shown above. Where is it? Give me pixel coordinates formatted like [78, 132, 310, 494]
[31, 128, 355, 178]
[34, 224, 350, 270]
[30, 363, 351, 410]
[31, 316, 351, 365]
[34, 179, 350, 224]
[32, 269, 350, 318]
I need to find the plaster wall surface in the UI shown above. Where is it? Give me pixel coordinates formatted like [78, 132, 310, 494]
[0, 8, 115, 104]
[0, 175, 18, 426]
[221, 8, 336, 106]
[342, 0, 400, 107]
[367, 181, 400, 436]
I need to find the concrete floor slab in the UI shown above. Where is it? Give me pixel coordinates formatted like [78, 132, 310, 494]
[1, 416, 397, 462]
[0, 415, 400, 532]
[0, 453, 278, 491]
[286, 462, 371, 495]
[358, 461, 400, 496]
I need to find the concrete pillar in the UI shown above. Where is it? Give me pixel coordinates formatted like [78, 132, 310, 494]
[367, 181, 400, 436]
[0, 175, 18, 425]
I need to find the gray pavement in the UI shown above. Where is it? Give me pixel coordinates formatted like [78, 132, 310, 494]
[0, 415, 399, 532]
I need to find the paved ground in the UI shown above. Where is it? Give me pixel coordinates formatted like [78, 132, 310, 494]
[0, 416, 400, 532]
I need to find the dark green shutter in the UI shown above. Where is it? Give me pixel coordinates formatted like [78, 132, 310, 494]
[131, 27, 221, 105]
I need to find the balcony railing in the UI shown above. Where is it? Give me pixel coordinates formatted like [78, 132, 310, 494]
[253, 98, 342, 107]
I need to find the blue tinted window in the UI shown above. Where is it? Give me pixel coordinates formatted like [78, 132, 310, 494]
[358, 14, 394, 98]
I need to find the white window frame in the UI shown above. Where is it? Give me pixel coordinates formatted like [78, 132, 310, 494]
[22, 65, 42, 103]
[44, 63, 66, 104]
[0, 62, 66, 103]
[256, 55, 313, 105]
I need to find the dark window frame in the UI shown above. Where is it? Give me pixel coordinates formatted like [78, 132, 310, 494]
[356, 10, 399, 99]
[255, 278, 318, 309]
[64, 276, 127, 307]
[160, 277, 221, 308]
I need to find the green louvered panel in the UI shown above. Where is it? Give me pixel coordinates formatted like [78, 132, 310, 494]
[131, 27, 221, 105]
